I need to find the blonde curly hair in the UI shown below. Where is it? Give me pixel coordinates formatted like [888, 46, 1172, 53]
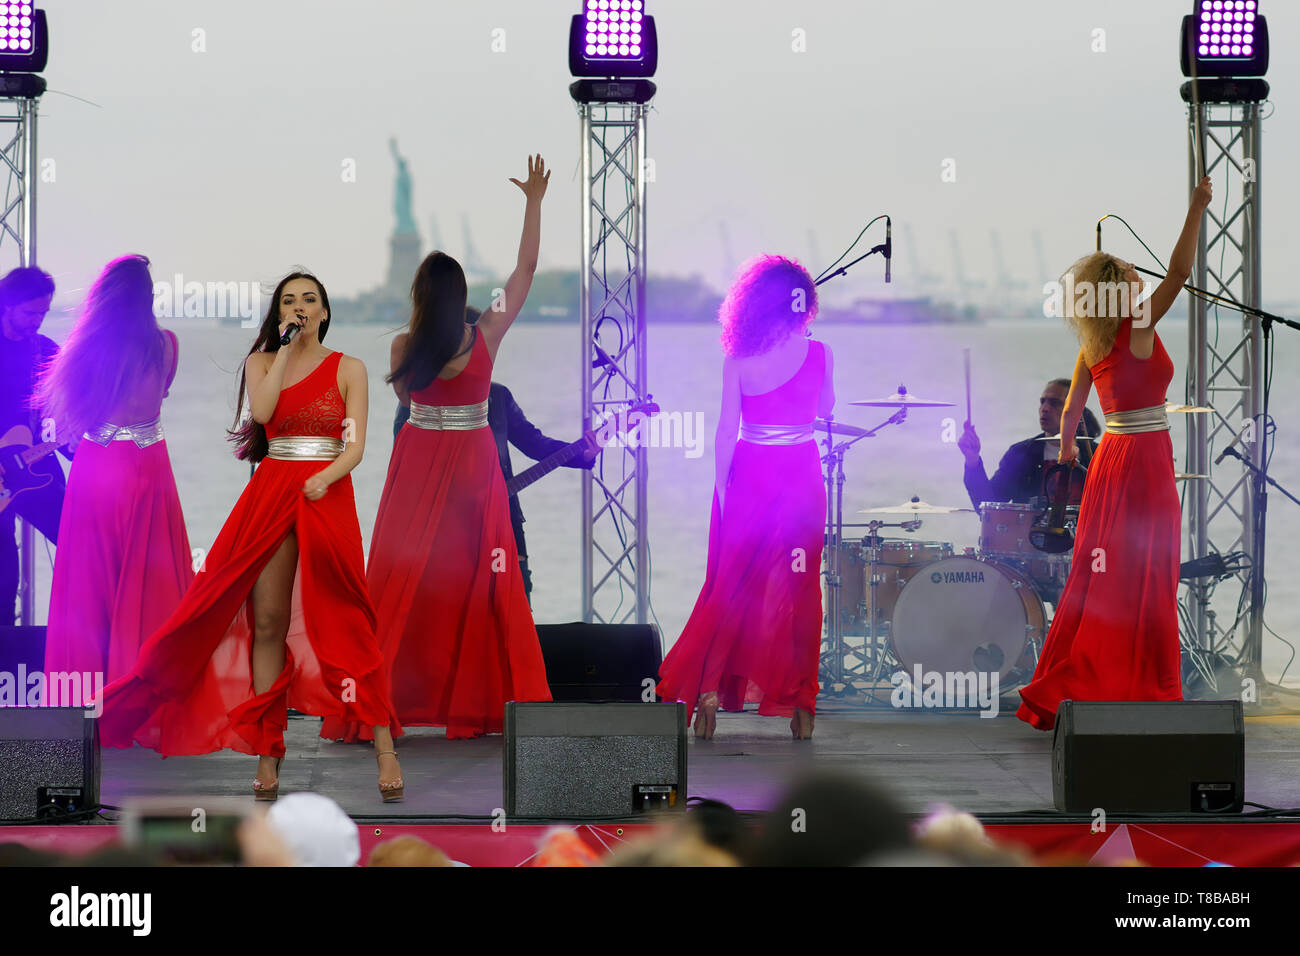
[1061, 251, 1132, 366]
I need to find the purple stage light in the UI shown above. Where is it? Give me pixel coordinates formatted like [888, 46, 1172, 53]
[569, 0, 656, 78]
[1188, 0, 1266, 63]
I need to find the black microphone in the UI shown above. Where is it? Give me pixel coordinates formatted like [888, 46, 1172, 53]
[884, 217, 892, 284]
[1214, 420, 1252, 465]
[280, 314, 305, 347]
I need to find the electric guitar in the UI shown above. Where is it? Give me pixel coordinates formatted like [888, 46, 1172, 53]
[0, 425, 61, 515]
[506, 398, 659, 498]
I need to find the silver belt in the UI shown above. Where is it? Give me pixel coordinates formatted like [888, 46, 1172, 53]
[407, 399, 489, 431]
[266, 436, 344, 461]
[1104, 403, 1170, 435]
[739, 420, 815, 445]
[83, 417, 164, 448]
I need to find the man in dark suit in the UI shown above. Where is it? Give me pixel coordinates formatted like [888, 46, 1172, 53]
[957, 378, 1099, 513]
[393, 311, 596, 603]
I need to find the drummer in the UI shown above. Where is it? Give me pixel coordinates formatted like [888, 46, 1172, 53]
[956, 378, 1100, 513]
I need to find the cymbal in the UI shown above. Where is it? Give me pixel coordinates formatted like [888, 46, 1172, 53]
[1036, 433, 1097, 441]
[850, 385, 954, 408]
[814, 418, 871, 438]
[860, 496, 975, 515]
[1175, 473, 1208, 481]
[1166, 403, 1214, 414]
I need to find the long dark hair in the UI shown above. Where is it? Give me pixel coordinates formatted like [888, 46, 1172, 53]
[36, 256, 161, 443]
[387, 252, 469, 393]
[228, 271, 331, 462]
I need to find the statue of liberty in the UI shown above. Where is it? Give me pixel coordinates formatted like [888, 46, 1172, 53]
[389, 137, 418, 237]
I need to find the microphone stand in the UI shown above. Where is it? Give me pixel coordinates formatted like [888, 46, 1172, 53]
[1134, 264, 1300, 698]
[815, 244, 889, 288]
[820, 406, 907, 692]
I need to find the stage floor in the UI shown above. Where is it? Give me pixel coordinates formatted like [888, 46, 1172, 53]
[99, 705, 1300, 820]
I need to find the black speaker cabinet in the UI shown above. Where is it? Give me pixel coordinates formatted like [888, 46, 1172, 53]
[0, 706, 100, 821]
[0, 625, 46, 674]
[1052, 700, 1244, 813]
[504, 701, 686, 818]
[535, 622, 663, 702]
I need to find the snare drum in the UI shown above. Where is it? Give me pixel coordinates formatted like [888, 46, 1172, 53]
[889, 556, 1045, 681]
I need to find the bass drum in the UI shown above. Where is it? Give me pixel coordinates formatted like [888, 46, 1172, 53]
[889, 556, 1045, 681]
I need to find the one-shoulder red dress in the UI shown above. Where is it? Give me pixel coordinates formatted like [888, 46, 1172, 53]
[97, 351, 400, 756]
[657, 339, 827, 719]
[323, 328, 551, 741]
[1017, 320, 1183, 730]
[44, 329, 193, 689]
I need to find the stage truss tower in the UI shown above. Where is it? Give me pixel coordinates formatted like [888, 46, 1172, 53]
[572, 83, 654, 625]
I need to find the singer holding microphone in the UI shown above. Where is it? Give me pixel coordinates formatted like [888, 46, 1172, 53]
[98, 271, 404, 802]
[1016, 176, 1213, 731]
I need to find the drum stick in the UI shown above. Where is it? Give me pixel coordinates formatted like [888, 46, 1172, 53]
[963, 348, 972, 425]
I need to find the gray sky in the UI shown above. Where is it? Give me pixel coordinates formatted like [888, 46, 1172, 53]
[32, 0, 1300, 309]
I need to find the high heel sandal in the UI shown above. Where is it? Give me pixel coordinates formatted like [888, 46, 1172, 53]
[791, 708, 815, 740]
[694, 692, 719, 740]
[253, 756, 282, 801]
[376, 749, 404, 803]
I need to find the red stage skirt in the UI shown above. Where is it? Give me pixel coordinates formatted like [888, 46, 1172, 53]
[97, 459, 400, 757]
[43, 439, 193, 689]
[657, 438, 825, 719]
[1017, 430, 1183, 730]
[323, 421, 551, 742]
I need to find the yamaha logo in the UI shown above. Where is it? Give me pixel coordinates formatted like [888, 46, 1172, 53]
[932, 570, 985, 584]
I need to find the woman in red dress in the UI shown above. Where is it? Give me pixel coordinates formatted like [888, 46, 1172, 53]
[40, 255, 192, 692]
[97, 272, 404, 801]
[657, 255, 834, 740]
[1017, 176, 1213, 731]
[323, 154, 553, 742]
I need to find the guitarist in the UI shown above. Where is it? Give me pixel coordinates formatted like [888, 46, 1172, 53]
[0, 266, 63, 625]
[393, 307, 597, 603]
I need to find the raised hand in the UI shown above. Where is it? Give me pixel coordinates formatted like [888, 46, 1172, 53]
[1192, 174, 1213, 211]
[509, 154, 551, 203]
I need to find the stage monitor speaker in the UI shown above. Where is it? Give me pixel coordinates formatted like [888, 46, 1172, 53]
[504, 701, 686, 818]
[0, 625, 46, 674]
[0, 706, 100, 821]
[1052, 700, 1244, 813]
[535, 622, 662, 702]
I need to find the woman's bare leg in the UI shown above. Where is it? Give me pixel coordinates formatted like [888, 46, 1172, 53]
[251, 533, 297, 785]
[373, 725, 402, 793]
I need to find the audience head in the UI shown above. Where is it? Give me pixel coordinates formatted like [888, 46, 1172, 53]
[366, 835, 454, 867]
[266, 793, 358, 867]
[745, 771, 912, 867]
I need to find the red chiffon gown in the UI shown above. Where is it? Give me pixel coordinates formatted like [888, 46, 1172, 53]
[322, 327, 551, 741]
[657, 339, 827, 719]
[44, 329, 192, 691]
[1017, 319, 1183, 730]
[97, 350, 400, 756]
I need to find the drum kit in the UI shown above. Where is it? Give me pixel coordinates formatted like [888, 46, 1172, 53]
[819, 371, 1215, 702]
